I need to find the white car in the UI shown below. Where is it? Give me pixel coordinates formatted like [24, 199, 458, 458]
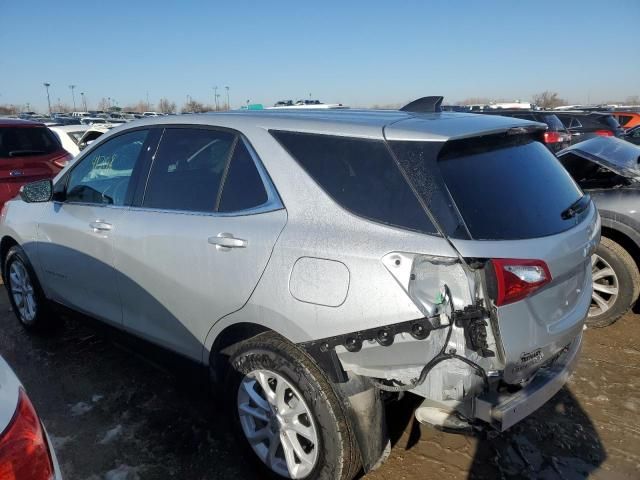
[0, 355, 62, 479]
[49, 125, 111, 156]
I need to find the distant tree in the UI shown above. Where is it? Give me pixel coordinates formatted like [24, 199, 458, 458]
[181, 100, 207, 113]
[625, 95, 640, 105]
[531, 91, 567, 109]
[0, 104, 18, 115]
[97, 98, 110, 111]
[52, 102, 71, 113]
[158, 98, 176, 114]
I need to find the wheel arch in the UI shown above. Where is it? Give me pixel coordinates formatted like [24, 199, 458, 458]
[0, 236, 19, 281]
[208, 322, 270, 384]
[600, 225, 640, 275]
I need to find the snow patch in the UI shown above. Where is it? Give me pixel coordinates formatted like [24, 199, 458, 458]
[104, 464, 140, 480]
[99, 425, 123, 445]
[70, 402, 93, 416]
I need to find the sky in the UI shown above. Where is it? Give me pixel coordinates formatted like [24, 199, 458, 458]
[1, 0, 638, 111]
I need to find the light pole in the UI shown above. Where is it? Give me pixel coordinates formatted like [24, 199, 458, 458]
[69, 85, 76, 111]
[43, 83, 52, 115]
[80, 92, 87, 111]
[107, 97, 111, 110]
[213, 86, 218, 111]
[225, 86, 230, 110]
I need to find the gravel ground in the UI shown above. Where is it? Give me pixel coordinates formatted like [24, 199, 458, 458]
[0, 291, 637, 480]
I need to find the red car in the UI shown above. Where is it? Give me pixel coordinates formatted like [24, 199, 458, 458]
[0, 119, 71, 209]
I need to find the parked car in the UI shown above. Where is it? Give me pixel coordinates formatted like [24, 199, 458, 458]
[49, 125, 111, 156]
[557, 137, 640, 327]
[0, 106, 599, 479]
[0, 354, 62, 479]
[473, 109, 571, 153]
[611, 111, 640, 130]
[0, 118, 71, 209]
[554, 111, 625, 144]
[624, 125, 640, 145]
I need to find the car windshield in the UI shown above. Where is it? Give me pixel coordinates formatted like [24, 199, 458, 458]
[0, 126, 60, 157]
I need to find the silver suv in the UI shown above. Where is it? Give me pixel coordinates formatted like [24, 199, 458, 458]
[0, 103, 599, 480]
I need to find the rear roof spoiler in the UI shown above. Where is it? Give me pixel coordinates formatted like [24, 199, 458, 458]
[400, 96, 444, 113]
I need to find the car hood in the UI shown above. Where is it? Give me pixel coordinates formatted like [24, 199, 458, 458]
[557, 136, 640, 180]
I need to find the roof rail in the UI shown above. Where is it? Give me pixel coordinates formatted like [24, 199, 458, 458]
[400, 96, 444, 113]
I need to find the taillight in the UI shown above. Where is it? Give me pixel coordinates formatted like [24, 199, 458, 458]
[594, 129, 613, 137]
[0, 389, 54, 480]
[543, 131, 562, 143]
[51, 152, 72, 169]
[491, 259, 552, 306]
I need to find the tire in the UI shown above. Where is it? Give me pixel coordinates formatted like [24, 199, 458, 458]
[588, 237, 640, 328]
[224, 331, 361, 480]
[4, 245, 58, 333]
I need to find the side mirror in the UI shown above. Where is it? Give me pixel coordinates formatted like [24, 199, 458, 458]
[20, 179, 53, 203]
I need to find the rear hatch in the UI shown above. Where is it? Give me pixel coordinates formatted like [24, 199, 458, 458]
[386, 120, 599, 383]
[0, 125, 67, 199]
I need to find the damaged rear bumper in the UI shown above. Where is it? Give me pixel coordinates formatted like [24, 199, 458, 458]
[473, 333, 582, 431]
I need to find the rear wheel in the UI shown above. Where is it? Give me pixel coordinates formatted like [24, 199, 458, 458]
[4, 245, 58, 333]
[225, 332, 360, 479]
[588, 237, 640, 327]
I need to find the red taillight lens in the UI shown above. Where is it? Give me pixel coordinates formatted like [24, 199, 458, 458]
[51, 152, 72, 169]
[543, 131, 562, 143]
[594, 129, 613, 137]
[0, 389, 54, 480]
[492, 259, 552, 306]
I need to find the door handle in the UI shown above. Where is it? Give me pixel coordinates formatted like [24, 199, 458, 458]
[9, 170, 24, 177]
[208, 233, 247, 249]
[89, 221, 112, 232]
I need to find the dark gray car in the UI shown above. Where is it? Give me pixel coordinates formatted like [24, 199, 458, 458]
[558, 137, 640, 327]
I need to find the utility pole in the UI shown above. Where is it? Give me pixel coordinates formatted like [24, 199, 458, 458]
[43, 82, 52, 115]
[213, 86, 218, 111]
[225, 86, 230, 110]
[69, 85, 77, 111]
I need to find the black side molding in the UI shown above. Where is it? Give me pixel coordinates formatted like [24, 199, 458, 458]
[400, 96, 444, 113]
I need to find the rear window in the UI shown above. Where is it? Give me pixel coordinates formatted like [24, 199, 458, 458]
[616, 115, 632, 127]
[437, 139, 584, 240]
[541, 114, 565, 131]
[599, 115, 621, 130]
[0, 126, 61, 158]
[271, 131, 438, 235]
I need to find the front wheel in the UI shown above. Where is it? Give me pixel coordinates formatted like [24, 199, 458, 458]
[225, 332, 361, 480]
[588, 237, 640, 328]
[4, 245, 58, 333]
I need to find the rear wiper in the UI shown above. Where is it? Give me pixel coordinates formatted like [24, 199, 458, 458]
[9, 150, 46, 157]
[561, 194, 591, 220]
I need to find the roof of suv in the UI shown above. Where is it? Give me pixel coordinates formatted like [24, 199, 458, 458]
[119, 109, 544, 142]
[0, 118, 46, 127]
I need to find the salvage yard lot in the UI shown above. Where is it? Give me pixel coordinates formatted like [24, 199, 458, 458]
[0, 291, 637, 479]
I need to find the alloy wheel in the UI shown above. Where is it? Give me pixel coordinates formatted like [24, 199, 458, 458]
[237, 369, 319, 479]
[9, 260, 37, 324]
[590, 254, 619, 317]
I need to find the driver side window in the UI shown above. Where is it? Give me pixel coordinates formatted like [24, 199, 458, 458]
[66, 130, 149, 206]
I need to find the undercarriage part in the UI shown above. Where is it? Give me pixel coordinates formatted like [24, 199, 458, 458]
[334, 374, 390, 473]
[414, 402, 473, 431]
[453, 303, 495, 357]
[371, 301, 490, 393]
[300, 316, 440, 383]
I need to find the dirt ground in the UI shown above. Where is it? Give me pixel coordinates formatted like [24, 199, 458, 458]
[0, 291, 638, 480]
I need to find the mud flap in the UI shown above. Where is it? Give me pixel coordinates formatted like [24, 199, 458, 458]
[333, 374, 390, 472]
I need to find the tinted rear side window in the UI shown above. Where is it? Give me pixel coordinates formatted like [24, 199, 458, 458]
[437, 140, 584, 240]
[271, 131, 437, 234]
[541, 114, 565, 131]
[218, 141, 268, 212]
[143, 128, 235, 212]
[0, 127, 60, 157]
